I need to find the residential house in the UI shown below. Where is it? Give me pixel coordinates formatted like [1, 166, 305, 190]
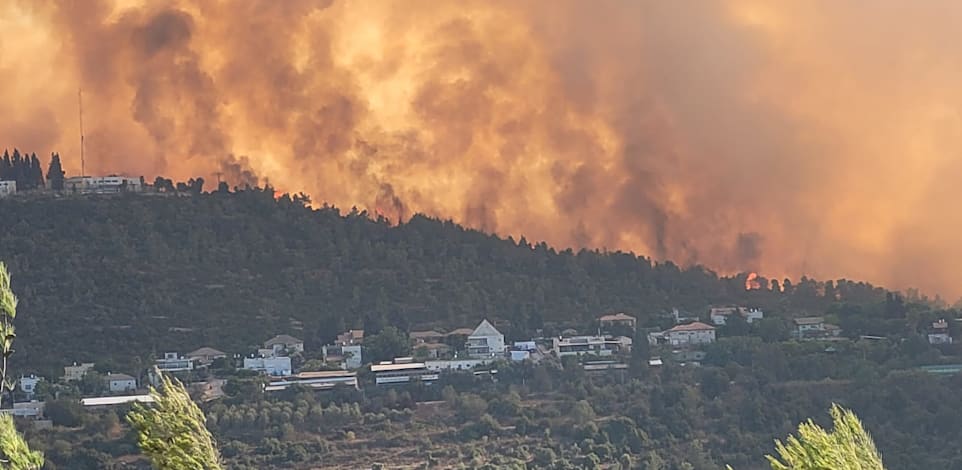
[265, 371, 359, 392]
[928, 319, 953, 345]
[513, 341, 537, 351]
[243, 356, 292, 376]
[63, 362, 95, 382]
[18, 375, 41, 398]
[648, 322, 716, 346]
[599, 313, 637, 332]
[466, 319, 505, 358]
[0, 181, 16, 197]
[336, 329, 364, 345]
[155, 352, 194, 372]
[510, 350, 530, 361]
[264, 334, 305, 356]
[342, 344, 363, 369]
[553, 335, 633, 357]
[709, 307, 764, 326]
[0, 401, 44, 419]
[446, 328, 475, 338]
[187, 347, 227, 366]
[793, 317, 825, 338]
[105, 373, 137, 393]
[371, 358, 439, 385]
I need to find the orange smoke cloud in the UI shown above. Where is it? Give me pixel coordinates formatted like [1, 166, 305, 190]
[2, 0, 962, 298]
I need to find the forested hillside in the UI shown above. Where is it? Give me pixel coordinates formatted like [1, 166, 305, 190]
[5, 190, 962, 469]
[0, 189, 894, 374]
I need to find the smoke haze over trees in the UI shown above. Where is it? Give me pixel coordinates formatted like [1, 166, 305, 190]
[4, 1, 962, 297]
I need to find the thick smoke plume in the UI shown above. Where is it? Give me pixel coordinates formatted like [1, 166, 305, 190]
[3, 0, 962, 297]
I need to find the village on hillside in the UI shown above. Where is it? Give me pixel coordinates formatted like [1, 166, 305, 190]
[7, 302, 957, 428]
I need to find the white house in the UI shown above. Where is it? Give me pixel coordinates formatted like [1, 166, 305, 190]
[0, 181, 16, 197]
[0, 401, 44, 419]
[510, 350, 531, 361]
[710, 307, 764, 325]
[552, 336, 632, 357]
[243, 356, 292, 376]
[20, 374, 43, 396]
[793, 317, 825, 338]
[64, 362, 95, 382]
[155, 352, 194, 372]
[264, 335, 304, 356]
[18, 376, 41, 397]
[466, 319, 505, 358]
[342, 344, 363, 370]
[513, 341, 537, 351]
[928, 319, 953, 345]
[598, 313, 637, 331]
[105, 373, 137, 393]
[650, 322, 716, 346]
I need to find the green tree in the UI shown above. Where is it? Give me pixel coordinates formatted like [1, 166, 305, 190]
[363, 326, 411, 363]
[767, 404, 884, 470]
[0, 262, 43, 469]
[127, 371, 223, 470]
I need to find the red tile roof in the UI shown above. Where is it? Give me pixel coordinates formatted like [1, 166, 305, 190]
[668, 321, 715, 332]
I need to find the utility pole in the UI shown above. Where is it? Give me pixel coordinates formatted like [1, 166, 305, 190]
[78, 89, 85, 177]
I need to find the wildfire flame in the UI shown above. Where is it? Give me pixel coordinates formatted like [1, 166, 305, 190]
[745, 272, 761, 290]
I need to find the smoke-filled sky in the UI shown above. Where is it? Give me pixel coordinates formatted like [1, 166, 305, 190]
[3, 0, 962, 298]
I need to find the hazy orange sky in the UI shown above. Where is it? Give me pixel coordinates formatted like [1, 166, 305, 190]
[3, 0, 962, 299]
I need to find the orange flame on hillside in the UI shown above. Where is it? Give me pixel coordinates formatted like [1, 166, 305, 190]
[745, 272, 761, 290]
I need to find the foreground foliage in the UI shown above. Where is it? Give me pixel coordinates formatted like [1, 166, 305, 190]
[768, 404, 884, 470]
[0, 263, 42, 469]
[127, 372, 223, 470]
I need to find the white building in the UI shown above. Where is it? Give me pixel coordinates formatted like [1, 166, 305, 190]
[649, 322, 716, 346]
[513, 341, 537, 351]
[553, 335, 632, 357]
[264, 335, 304, 356]
[928, 319, 953, 345]
[18, 375, 41, 397]
[155, 352, 194, 372]
[424, 359, 492, 371]
[793, 317, 826, 338]
[81, 395, 154, 407]
[64, 362, 95, 382]
[64, 175, 143, 194]
[342, 344, 363, 369]
[510, 350, 530, 361]
[709, 307, 764, 326]
[466, 319, 505, 358]
[265, 371, 359, 392]
[243, 356, 292, 376]
[371, 359, 439, 385]
[105, 373, 137, 393]
[0, 401, 44, 419]
[0, 181, 16, 197]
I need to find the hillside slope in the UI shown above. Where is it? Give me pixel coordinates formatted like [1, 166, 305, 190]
[0, 189, 885, 373]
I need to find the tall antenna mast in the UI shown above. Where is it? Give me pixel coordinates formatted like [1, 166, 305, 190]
[78, 89, 85, 177]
